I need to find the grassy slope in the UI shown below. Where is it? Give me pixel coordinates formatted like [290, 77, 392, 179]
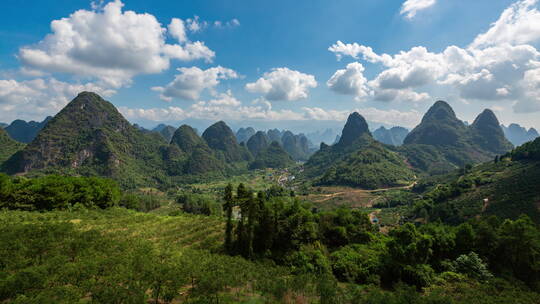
[2, 208, 224, 251]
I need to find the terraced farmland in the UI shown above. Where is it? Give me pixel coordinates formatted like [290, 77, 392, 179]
[1, 207, 225, 252]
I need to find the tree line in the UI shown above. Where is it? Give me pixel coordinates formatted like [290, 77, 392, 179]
[223, 183, 540, 292]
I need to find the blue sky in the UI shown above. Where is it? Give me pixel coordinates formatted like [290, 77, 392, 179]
[1, 0, 539, 132]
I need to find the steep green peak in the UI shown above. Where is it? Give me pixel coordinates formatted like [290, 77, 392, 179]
[5, 116, 52, 143]
[202, 121, 238, 147]
[66, 92, 116, 112]
[202, 120, 250, 162]
[38, 92, 131, 136]
[472, 109, 500, 129]
[74, 91, 102, 101]
[246, 131, 269, 156]
[470, 108, 513, 154]
[337, 112, 371, 146]
[170, 124, 206, 154]
[422, 100, 457, 123]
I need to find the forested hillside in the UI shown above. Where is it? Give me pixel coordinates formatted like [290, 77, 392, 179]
[305, 112, 415, 189]
[407, 137, 540, 225]
[399, 101, 513, 175]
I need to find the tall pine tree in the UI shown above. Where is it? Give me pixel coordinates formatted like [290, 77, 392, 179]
[223, 183, 234, 253]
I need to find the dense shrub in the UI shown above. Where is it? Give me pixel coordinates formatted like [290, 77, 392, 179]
[119, 192, 164, 212]
[177, 192, 222, 216]
[0, 174, 120, 210]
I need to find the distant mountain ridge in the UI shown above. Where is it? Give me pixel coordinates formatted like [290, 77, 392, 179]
[235, 127, 313, 161]
[373, 126, 409, 146]
[305, 128, 339, 146]
[3, 92, 331, 187]
[5, 116, 52, 143]
[236, 127, 256, 144]
[502, 123, 539, 146]
[152, 124, 176, 142]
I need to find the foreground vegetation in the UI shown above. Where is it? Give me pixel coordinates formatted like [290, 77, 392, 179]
[1, 170, 540, 303]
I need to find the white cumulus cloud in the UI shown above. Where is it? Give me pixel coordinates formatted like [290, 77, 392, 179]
[18, 0, 214, 88]
[327, 62, 370, 100]
[328, 0, 540, 111]
[245, 68, 317, 101]
[400, 0, 437, 19]
[153, 66, 238, 102]
[470, 0, 540, 48]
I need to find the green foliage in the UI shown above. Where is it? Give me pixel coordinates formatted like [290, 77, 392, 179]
[0, 128, 24, 165]
[507, 136, 540, 161]
[184, 144, 225, 175]
[2, 182, 540, 302]
[404, 101, 470, 147]
[330, 243, 382, 284]
[411, 157, 540, 224]
[374, 190, 416, 208]
[3, 116, 50, 143]
[0, 209, 287, 303]
[318, 208, 374, 248]
[336, 112, 371, 147]
[177, 191, 222, 216]
[286, 243, 332, 275]
[396, 144, 458, 175]
[450, 252, 493, 281]
[119, 192, 165, 212]
[170, 124, 206, 155]
[0, 174, 120, 210]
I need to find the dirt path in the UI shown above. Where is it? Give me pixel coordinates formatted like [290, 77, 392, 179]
[315, 181, 417, 199]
